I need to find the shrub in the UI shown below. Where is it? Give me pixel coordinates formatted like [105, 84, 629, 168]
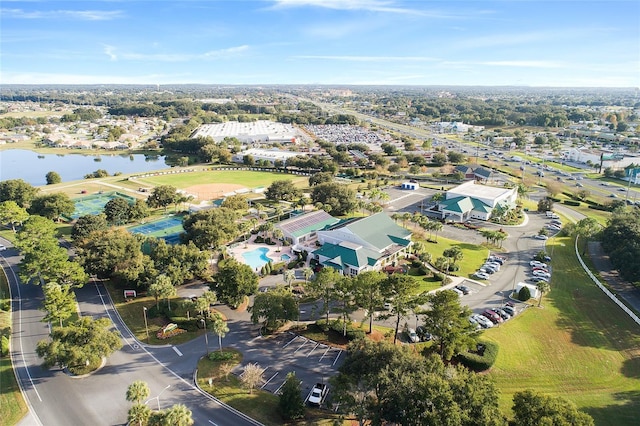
[208, 351, 235, 361]
[457, 340, 499, 371]
[442, 276, 453, 285]
[518, 286, 531, 301]
[1, 335, 9, 357]
[316, 319, 365, 341]
[254, 236, 264, 243]
[564, 200, 581, 206]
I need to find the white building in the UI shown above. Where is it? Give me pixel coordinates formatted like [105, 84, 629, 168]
[192, 120, 297, 144]
[565, 147, 640, 170]
[231, 148, 306, 166]
[438, 181, 517, 221]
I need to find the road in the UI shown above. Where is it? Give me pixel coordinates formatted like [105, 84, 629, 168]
[2, 238, 261, 426]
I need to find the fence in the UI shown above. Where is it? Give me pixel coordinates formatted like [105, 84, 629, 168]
[575, 236, 640, 326]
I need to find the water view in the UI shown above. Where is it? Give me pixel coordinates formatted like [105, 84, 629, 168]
[0, 149, 170, 186]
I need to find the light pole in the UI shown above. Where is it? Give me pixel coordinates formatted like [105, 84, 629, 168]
[143, 307, 150, 343]
[201, 318, 209, 355]
[145, 384, 170, 411]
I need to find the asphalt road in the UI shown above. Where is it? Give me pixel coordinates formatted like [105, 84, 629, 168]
[2, 238, 261, 426]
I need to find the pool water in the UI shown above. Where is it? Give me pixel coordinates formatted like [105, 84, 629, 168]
[281, 254, 292, 261]
[242, 247, 272, 271]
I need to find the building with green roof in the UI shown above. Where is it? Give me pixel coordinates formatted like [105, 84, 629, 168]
[276, 210, 340, 247]
[438, 180, 516, 221]
[313, 212, 412, 276]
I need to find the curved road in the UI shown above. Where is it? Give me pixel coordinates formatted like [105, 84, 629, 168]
[2, 238, 261, 426]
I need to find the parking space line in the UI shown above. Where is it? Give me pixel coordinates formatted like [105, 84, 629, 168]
[282, 335, 300, 349]
[332, 350, 342, 366]
[294, 337, 309, 353]
[172, 346, 183, 356]
[306, 342, 320, 357]
[319, 346, 331, 361]
[261, 371, 279, 389]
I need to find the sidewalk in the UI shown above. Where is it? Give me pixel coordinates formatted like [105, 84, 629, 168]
[587, 241, 640, 315]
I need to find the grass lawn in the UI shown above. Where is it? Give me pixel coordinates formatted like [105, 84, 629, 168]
[136, 170, 308, 190]
[0, 269, 28, 426]
[485, 236, 640, 425]
[104, 281, 209, 346]
[420, 235, 490, 278]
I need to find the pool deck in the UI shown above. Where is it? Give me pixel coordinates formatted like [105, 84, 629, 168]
[229, 235, 295, 273]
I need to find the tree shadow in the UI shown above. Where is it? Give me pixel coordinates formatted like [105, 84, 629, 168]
[583, 390, 640, 426]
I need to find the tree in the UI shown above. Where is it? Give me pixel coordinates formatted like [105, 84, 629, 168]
[148, 275, 176, 310]
[0, 200, 29, 232]
[128, 404, 151, 426]
[45, 171, 62, 185]
[210, 312, 229, 352]
[265, 180, 302, 202]
[447, 151, 465, 163]
[310, 182, 358, 216]
[432, 152, 448, 166]
[422, 290, 477, 360]
[182, 208, 240, 251]
[307, 267, 341, 324]
[148, 239, 210, 285]
[129, 199, 150, 221]
[382, 274, 425, 344]
[240, 363, 264, 394]
[353, 271, 386, 334]
[283, 269, 295, 288]
[76, 229, 146, 284]
[309, 171, 334, 186]
[28, 193, 75, 221]
[210, 259, 258, 308]
[536, 281, 550, 307]
[0, 179, 39, 208]
[71, 214, 108, 240]
[220, 194, 248, 211]
[126, 380, 150, 404]
[512, 389, 594, 426]
[250, 286, 298, 332]
[41, 282, 76, 328]
[601, 209, 640, 282]
[278, 372, 305, 421]
[518, 286, 531, 301]
[164, 404, 194, 426]
[442, 247, 463, 269]
[194, 290, 217, 317]
[147, 185, 178, 212]
[36, 316, 122, 370]
[303, 266, 314, 284]
[545, 181, 563, 198]
[103, 197, 131, 225]
[537, 198, 554, 212]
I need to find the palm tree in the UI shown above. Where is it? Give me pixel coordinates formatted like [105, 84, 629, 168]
[391, 213, 401, 223]
[272, 228, 284, 250]
[537, 281, 551, 307]
[128, 403, 151, 426]
[164, 404, 194, 426]
[303, 267, 314, 284]
[284, 269, 296, 288]
[431, 221, 443, 242]
[211, 313, 229, 352]
[126, 380, 150, 404]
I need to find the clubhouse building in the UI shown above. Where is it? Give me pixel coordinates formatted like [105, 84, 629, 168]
[438, 181, 517, 222]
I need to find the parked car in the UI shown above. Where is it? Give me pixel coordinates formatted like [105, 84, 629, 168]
[502, 305, 517, 317]
[0, 244, 6, 251]
[452, 287, 464, 296]
[406, 328, 420, 343]
[416, 326, 432, 341]
[479, 267, 495, 274]
[530, 261, 547, 268]
[455, 285, 471, 295]
[474, 272, 490, 280]
[482, 265, 499, 273]
[482, 310, 502, 324]
[494, 308, 511, 320]
[535, 234, 549, 240]
[472, 314, 493, 329]
[532, 267, 550, 274]
[533, 270, 551, 278]
[468, 316, 482, 330]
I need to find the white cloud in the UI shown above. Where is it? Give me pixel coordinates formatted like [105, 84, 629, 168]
[294, 55, 438, 62]
[480, 60, 566, 69]
[268, 0, 469, 18]
[101, 45, 250, 62]
[1, 8, 125, 21]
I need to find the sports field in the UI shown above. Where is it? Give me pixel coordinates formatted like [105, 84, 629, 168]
[71, 192, 135, 219]
[135, 169, 308, 200]
[129, 215, 184, 244]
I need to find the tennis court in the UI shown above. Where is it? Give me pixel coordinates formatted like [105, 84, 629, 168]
[71, 192, 136, 219]
[129, 216, 184, 244]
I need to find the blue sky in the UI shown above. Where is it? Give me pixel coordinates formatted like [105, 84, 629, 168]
[1, 0, 638, 87]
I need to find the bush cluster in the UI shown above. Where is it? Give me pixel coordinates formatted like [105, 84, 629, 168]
[208, 351, 235, 361]
[564, 200, 581, 206]
[457, 340, 499, 371]
[316, 319, 365, 341]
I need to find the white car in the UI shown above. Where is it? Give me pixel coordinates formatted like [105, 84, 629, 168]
[474, 272, 490, 280]
[407, 328, 420, 343]
[472, 314, 493, 329]
[530, 261, 547, 268]
[0, 244, 6, 251]
[533, 270, 551, 278]
[535, 234, 549, 240]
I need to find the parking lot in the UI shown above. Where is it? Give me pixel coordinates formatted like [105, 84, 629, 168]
[237, 332, 343, 400]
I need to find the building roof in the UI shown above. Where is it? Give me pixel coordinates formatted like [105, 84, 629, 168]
[474, 167, 493, 178]
[440, 196, 474, 214]
[277, 210, 340, 238]
[340, 212, 411, 251]
[314, 242, 379, 269]
[447, 180, 514, 200]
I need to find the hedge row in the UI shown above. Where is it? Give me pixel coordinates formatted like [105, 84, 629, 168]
[316, 319, 366, 341]
[563, 200, 581, 206]
[457, 340, 499, 371]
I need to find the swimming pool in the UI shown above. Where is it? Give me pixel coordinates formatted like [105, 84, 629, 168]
[242, 247, 272, 271]
[281, 254, 292, 261]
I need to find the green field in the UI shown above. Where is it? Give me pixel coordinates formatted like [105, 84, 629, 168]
[420, 235, 490, 278]
[135, 169, 309, 190]
[485, 236, 640, 425]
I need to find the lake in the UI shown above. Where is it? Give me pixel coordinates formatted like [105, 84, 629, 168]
[0, 149, 170, 186]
